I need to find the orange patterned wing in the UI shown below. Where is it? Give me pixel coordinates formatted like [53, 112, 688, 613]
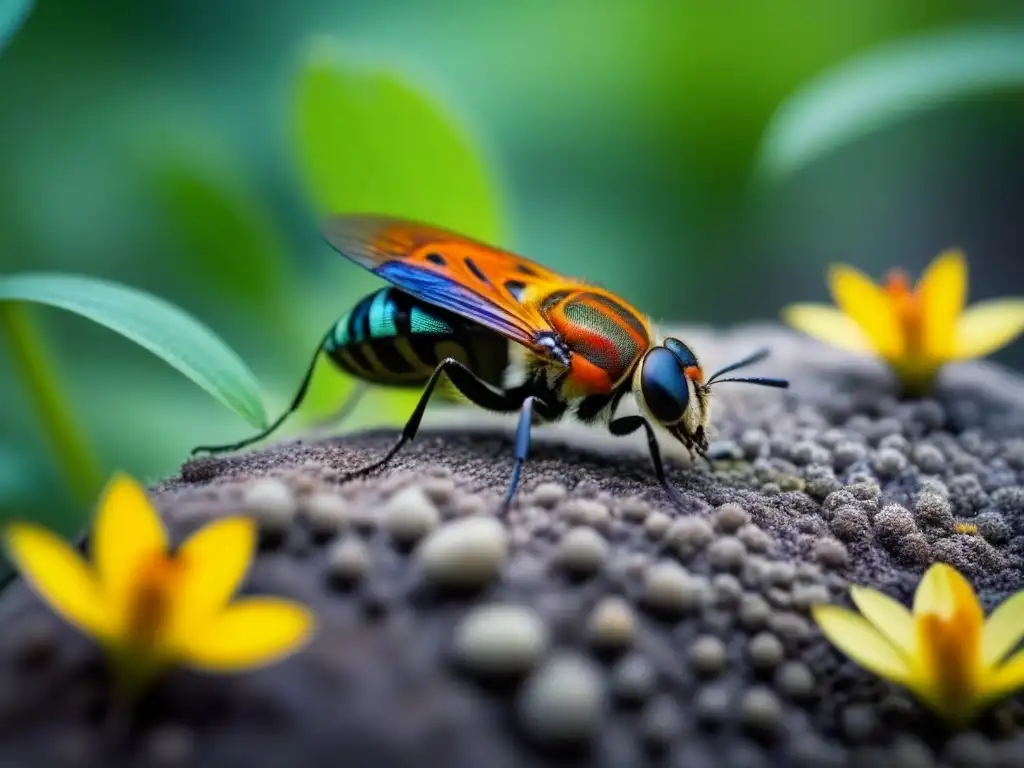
[321, 214, 576, 364]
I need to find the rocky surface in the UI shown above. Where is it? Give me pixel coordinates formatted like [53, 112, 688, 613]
[1, 325, 1024, 768]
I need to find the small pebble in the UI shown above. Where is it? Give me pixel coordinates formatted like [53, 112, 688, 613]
[707, 536, 746, 571]
[640, 696, 682, 751]
[644, 511, 671, 538]
[417, 517, 508, 591]
[943, 731, 996, 768]
[748, 632, 785, 670]
[617, 496, 651, 522]
[326, 538, 370, 586]
[243, 478, 296, 535]
[695, 685, 730, 726]
[586, 597, 637, 652]
[666, 516, 714, 558]
[557, 527, 609, 577]
[689, 635, 727, 677]
[643, 562, 705, 616]
[421, 476, 455, 505]
[517, 653, 606, 745]
[740, 687, 782, 736]
[737, 524, 772, 553]
[611, 654, 656, 705]
[384, 486, 441, 547]
[842, 705, 878, 743]
[872, 447, 908, 479]
[302, 492, 348, 537]
[775, 661, 815, 699]
[738, 593, 771, 630]
[531, 482, 567, 508]
[452, 604, 548, 678]
[714, 503, 749, 533]
[813, 538, 850, 569]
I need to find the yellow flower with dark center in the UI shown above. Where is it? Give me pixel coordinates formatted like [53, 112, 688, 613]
[783, 250, 1024, 395]
[2, 473, 316, 690]
[811, 562, 1024, 725]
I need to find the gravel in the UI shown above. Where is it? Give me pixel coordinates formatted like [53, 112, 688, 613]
[1, 325, 1024, 767]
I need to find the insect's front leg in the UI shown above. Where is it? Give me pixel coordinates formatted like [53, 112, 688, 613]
[607, 415, 685, 510]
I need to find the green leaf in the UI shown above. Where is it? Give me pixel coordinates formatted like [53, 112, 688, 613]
[0, 273, 268, 429]
[0, 0, 31, 57]
[756, 26, 1024, 181]
[142, 137, 297, 332]
[292, 35, 503, 243]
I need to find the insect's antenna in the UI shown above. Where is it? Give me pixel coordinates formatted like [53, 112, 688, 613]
[705, 347, 771, 385]
[190, 335, 328, 456]
[708, 376, 789, 389]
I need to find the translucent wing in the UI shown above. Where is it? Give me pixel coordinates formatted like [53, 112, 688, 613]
[321, 214, 573, 358]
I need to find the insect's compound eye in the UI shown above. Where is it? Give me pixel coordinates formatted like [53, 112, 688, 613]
[640, 347, 690, 424]
[663, 337, 698, 369]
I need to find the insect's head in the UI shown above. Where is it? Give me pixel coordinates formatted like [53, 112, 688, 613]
[636, 339, 789, 456]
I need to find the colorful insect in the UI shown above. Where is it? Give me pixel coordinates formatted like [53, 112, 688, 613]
[192, 215, 789, 508]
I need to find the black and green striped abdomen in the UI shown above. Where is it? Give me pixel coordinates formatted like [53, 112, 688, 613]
[323, 287, 509, 387]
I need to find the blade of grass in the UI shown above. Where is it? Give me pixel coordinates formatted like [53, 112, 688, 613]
[0, 303, 101, 506]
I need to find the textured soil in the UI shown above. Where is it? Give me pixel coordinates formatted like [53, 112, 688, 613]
[1, 326, 1024, 768]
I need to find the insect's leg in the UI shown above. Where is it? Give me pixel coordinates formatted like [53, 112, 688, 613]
[341, 357, 530, 483]
[191, 337, 328, 456]
[502, 394, 558, 511]
[607, 415, 684, 509]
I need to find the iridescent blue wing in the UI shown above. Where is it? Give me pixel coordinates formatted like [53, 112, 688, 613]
[321, 214, 569, 356]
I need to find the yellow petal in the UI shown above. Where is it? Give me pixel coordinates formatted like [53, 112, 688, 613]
[828, 264, 903, 358]
[175, 597, 316, 672]
[982, 589, 1024, 668]
[984, 647, 1024, 701]
[165, 517, 256, 644]
[2, 522, 110, 637]
[913, 563, 983, 630]
[781, 304, 872, 353]
[850, 585, 916, 655]
[92, 473, 167, 626]
[917, 249, 966, 360]
[810, 604, 912, 684]
[952, 299, 1024, 360]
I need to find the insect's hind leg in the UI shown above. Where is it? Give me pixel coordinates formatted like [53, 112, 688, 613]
[607, 415, 685, 509]
[339, 358, 553, 508]
[191, 335, 328, 456]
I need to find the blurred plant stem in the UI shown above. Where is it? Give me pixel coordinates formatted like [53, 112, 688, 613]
[0, 303, 101, 507]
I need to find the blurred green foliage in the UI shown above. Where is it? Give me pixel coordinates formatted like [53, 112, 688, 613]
[1, 0, 1023, 554]
[758, 26, 1024, 180]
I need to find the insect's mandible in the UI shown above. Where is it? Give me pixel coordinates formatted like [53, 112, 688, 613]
[192, 214, 789, 511]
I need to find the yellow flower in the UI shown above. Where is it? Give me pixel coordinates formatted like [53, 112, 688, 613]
[2, 473, 316, 691]
[782, 249, 1024, 395]
[811, 562, 1024, 725]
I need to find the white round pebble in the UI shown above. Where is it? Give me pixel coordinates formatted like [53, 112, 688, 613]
[748, 632, 785, 669]
[586, 596, 636, 651]
[740, 687, 783, 735]
[707, 536, 746, 571]
[326, 538, 370, 585]
[557, 527, 609, 576]
[243, 478, 297, 534]
[737, 524, 771, 553]
[617, 496, 651, 522]
[713, 503, 749, 533]
[384, 486, 441, 546]
[563, 498, 611, 529]
[689, 635, 727, 676]
[517, 653, 606, 745]
[644, 511, 671, 538]
[666, 516, 714, 558]
[530, 482, 567, 508]
[452, 604, 548, 678]
[417, 517, 508, 590]
[302, 491, 348, 537]
[643, 562, 705, 616]
[611, 653, 656, 704]
[421, 476, 455, 505]
[775, 661, 815, 699]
